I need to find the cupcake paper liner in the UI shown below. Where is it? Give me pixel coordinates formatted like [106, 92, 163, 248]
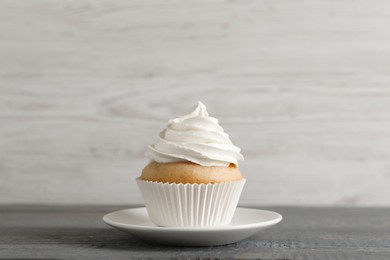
[136, 178, 246, 227]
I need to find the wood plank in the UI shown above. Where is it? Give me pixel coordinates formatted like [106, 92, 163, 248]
[1, 0, 390, 205]
[1, 206, 389, 259]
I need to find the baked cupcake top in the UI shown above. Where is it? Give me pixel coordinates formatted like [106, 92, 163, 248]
[145, 101, 244, 167]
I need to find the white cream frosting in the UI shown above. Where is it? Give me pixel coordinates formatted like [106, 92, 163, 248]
[145, 101, 244, 167]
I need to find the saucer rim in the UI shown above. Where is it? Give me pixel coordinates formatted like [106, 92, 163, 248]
[103, 207, 282, 232]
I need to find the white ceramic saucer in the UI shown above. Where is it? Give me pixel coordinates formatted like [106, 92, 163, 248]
[103, 207, 282, 246]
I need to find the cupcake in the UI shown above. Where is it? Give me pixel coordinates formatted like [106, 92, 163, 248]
[137, 101, 245, 227]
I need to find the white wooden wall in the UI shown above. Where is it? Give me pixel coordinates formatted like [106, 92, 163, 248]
[1, 0, 390, 206]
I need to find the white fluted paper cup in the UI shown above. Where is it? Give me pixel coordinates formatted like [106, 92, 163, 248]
[136, 178, 246, 227]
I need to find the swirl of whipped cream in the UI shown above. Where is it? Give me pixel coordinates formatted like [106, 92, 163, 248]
[145, 101, 244, 167]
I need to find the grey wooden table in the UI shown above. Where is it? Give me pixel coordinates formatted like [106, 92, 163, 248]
[1, 205, 389, 259]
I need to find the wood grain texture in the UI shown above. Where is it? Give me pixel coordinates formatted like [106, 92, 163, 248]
[1, 0, 390, 205]
[1, 205, 390, 259]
